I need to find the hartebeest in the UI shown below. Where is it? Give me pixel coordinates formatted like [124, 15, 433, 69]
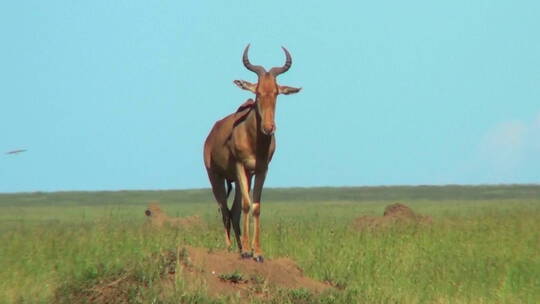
[204, 45, 301, 262]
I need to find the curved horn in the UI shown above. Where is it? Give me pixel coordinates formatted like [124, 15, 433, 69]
[269, 46, 292, 76]
[242, 44, 266, 76]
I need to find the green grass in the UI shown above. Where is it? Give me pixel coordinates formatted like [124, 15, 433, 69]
[1, 185, 539, 303]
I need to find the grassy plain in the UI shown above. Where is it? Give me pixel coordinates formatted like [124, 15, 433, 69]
[1, 185, 539, 303]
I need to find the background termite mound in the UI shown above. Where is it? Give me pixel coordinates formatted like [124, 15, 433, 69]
[144, 202, 205, 229]
[353, 203, 432, 230]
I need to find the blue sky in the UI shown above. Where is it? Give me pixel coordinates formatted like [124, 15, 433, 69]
[1, 1, 539, 192]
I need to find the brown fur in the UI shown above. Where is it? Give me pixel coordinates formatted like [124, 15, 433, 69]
[204, 45, 301, 261]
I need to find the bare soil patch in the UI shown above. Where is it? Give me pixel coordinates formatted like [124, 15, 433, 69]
[62, 247, 329, 303]
[144, 202, 204, 229]
[178, 247, 329, 298]
[181, 248, 329, 295]
[353, 203, 432, 230]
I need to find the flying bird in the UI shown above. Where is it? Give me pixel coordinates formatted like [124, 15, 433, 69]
[5, 149, 27, 155]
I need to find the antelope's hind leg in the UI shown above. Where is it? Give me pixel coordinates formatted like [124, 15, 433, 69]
[230, 184, 243, 253]
[208, 173, 232, 249]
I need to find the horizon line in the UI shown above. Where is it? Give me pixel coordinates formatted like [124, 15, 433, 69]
[1, 183, 539, 195]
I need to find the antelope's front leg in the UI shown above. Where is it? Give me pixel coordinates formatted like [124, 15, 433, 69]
[235, 162, 252, 259]
[252, 171, 267, 263]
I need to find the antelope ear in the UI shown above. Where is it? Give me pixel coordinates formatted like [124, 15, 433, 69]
[233, 80, 257, 93]
[278, 85, 302, 95]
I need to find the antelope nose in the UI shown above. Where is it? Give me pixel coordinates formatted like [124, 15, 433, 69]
[263, 123, 275, 135]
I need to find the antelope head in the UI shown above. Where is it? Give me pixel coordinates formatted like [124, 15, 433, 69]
[234, 44, 301, 135]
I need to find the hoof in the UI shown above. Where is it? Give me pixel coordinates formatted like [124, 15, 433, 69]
[253, 255, 264, 263]
[241, 252, 253, 259]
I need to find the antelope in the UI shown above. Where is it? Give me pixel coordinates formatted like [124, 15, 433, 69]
[203, 45, 301, 262]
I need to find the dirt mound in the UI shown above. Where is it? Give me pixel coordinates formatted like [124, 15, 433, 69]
[180, 247, 329, 298]
[383, 203, 417, 217]
[144, 202, 204, 228]
[65, 247, 329, 303]
[353, 203, 432, 230]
